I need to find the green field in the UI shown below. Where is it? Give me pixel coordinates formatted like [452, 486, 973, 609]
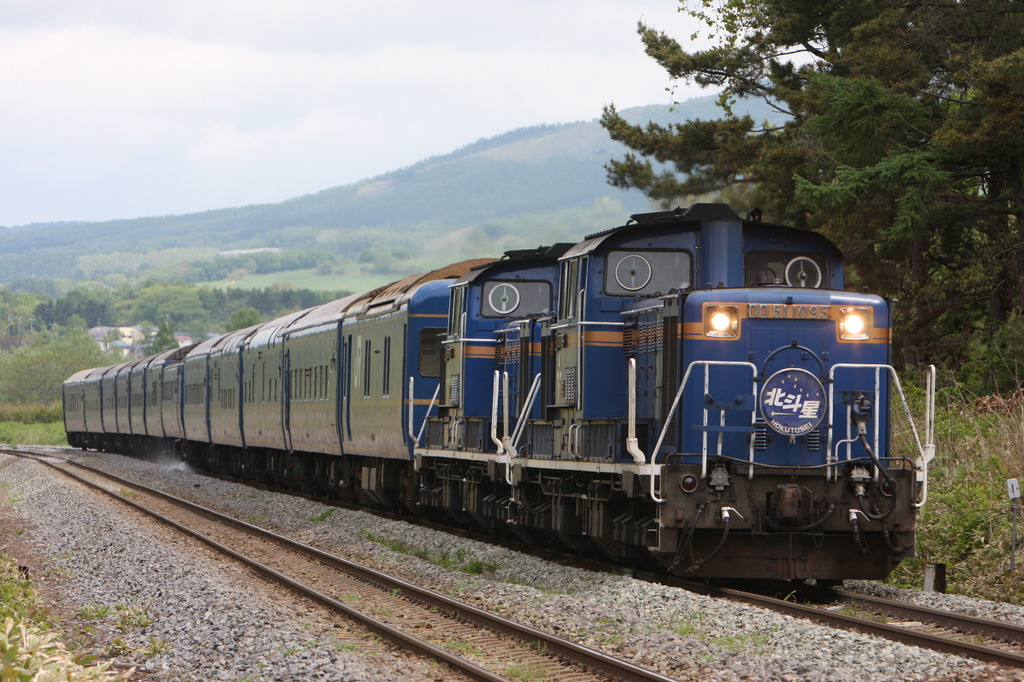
[209, 268, 397, 296]
[0, 422, 67, 446]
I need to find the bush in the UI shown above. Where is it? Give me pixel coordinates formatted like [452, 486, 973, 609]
[0, 329, 118, 405]
[957, 313, 1024, 395]
[886, 376, 1024, 603]
[0, 617, 125, 681]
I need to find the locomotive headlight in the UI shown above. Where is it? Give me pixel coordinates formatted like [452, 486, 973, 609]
[704, 305, 739, 338]
[839, 307, 872, 340]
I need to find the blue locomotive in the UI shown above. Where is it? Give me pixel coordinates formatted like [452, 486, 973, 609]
[63, 204, 935, 581]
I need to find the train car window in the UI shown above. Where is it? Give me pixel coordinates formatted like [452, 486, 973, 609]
[746, 252, 828, 288]
[383, 336, 391, 396]
[363, 339, 372, 398]
[604, 250, 691, 297]
[343, 336, 353, 401]
[419, 327, 445, 378]
[480, 280, 552, 318]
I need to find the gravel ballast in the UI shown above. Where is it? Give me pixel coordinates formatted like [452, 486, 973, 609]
[2, 448, 1021, 681]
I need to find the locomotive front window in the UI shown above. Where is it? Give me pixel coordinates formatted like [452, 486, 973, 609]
[447, 286, 466, 337]
[746, 252, 828, 288]
[481, 280, 552, 318]
[604, 250, 691, 297]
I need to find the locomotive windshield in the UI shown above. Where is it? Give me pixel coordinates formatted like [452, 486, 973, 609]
[480, 280, 552, 318]
[604, 250, 691, 296]
[746, 252, 828, 288]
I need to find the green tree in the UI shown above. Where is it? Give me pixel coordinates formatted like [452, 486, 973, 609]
[602, 0, 1024, 367]
[0, 327, 118, 404]
[34, 286, 114, 328]
[149, 319, 179, 354]
[226, 307, 262, 332]
[123, 282, 210, 333]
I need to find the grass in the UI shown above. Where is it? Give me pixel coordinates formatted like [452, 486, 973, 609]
[0, 553, 123, 680]
[114, 602, 153, 632]
[0, 555, 48, 626]
[459, 559, 499, 576]
[142, 635, 170, 657]
[836, 605, 889, 623]
[309, 509, 335, 523]
[504, 661, 551, 681]
[712, 630, 776, 655]
[672, 613, 704, 637]
[359, 531, 501, 577]
[885, 379, 1024, 603]
[77, 604, 111, 621]
[0, 421, 68, 446]
[0, 403, 62, 423]
[445, 640, 481, 655]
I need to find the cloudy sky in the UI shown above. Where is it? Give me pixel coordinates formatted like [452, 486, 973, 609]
[0, 1, 706, 226]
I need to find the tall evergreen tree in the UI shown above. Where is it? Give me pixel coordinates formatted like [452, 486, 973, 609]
[602, 0, 1024, 365]
[149, 319, 179, 354]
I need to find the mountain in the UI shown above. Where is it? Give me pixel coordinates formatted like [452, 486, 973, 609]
[0, 95, 776, 291]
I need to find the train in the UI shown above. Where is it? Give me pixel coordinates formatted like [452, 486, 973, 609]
[63, 203, 936, 581]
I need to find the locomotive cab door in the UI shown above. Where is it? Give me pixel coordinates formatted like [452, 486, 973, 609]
[495, 318, 544, 451]
[437, 284, 467, 450]
[625, 295, 683, 462]
[547, 256, 586, 458]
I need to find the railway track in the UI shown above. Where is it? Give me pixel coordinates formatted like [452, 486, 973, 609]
[10, 446, 1024, 677]
[829, 588, 1024, 661]
[678, 581, 1024, 671]
[3, 448, 677, 682]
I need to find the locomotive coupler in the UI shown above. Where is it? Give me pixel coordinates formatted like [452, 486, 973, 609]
[849, 464, 872, 498]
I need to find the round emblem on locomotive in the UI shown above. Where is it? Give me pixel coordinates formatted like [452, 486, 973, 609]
[760, 368, 826, 436]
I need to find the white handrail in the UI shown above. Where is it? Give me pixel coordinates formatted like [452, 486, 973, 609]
[916, 365, 937, 508]
[827, 363, 936, 508]
[416, 385, 440, 447]
[625, 358, 645, 464]
[652, 361, 759, 478]
[500, 371, 516, 456]
[511, 373, 542, 448]
[490, 371, 503, 454]
[407, 376, 440, 447]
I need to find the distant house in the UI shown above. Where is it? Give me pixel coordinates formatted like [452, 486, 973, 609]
[174, 333, 194, 347]
[89, 326, 146, 358]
